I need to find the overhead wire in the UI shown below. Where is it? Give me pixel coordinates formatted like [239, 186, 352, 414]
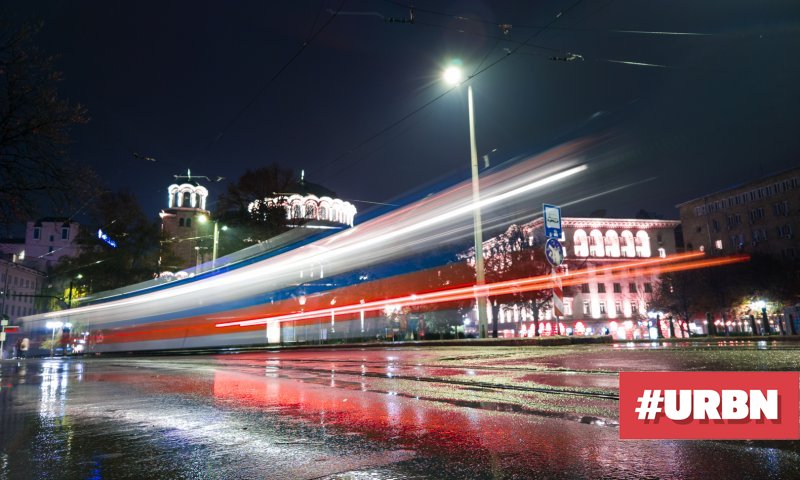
[314, 0, 587, 177]
[206, 0, 348, 149]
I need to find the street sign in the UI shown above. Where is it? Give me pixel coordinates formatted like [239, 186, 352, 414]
[0, 332, 5, 342]
[0, 319, 7, 326]
[545, 237, 564, 267]
[543, 204, 562, 239]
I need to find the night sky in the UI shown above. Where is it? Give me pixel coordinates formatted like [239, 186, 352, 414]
[5, 0, 800, 223]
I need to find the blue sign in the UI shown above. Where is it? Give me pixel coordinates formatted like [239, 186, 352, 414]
[97, 229, 117, 248]
[543, 204, 562, 239]
[545, 237, 564, 267]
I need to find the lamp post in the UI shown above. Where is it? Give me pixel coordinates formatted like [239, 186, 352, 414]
[443, 64, 488, 338]
[67, 273, 83, 309]
[197, 215, 228, 268]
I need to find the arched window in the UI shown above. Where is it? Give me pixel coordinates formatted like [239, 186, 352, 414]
[179, 218, 185, 227]
[605, 230, 620, 257]
[573, 230, 589, 257]
[589, 229, 605, 257]
[635, 230, 651, 257]
[620, 231, 635, 257]
[305, 203, 317, 219]
[319, 206, 328, 221]
[185, 218, 192, 228]
[182, 192, 191, 207]
[292, 204, 302, 219]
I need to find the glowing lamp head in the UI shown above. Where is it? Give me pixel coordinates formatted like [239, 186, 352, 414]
[197, 214, 209, 224]
[442, 66, 463, 86]
[752, 300, 767, 310]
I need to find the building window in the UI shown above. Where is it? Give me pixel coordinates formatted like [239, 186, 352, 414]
[615, 302, 622, 315]
[179, 218, 185, 227]
[753, 229, 767, 242]
[714, 239, 723, 250]
[644, 283, 653, 293]
[185, 218, 192, 228]
[773, 201, 789, 216]
[564, 301, 572, 316]
[613, 283, 622, 293]
[711, 219, 720, 232]
[61, 227, 69, 240]
[581, 283, 590, 294]
[629, 283, 637, 294]
[727, 214, 741, 227]
[658, 247, 666, 258]
[582, 301, 590, 315]
[599, 302, 607, 315]
[33, 227, 41, 240]
[749, 207, 765, 223]
[597, 283, 606, 293]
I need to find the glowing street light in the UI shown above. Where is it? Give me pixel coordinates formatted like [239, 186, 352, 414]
[197, 214, 228, 268]
[443, 62, 488, 338]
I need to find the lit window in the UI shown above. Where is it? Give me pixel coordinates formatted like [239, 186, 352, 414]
[582, 301, 590, 315]
[658, 247, 666, 258]
[714, 239, 723, 250]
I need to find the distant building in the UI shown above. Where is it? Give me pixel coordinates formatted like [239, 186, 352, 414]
[677, 167, 800, 259]
[0, 218, 81, 271]
[248, 173, 356, 228]
[1, 258, 47, 322]
[472, 216, 682, 339]
[159, 178, 211, 270]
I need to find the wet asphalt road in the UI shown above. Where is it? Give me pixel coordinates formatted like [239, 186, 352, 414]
[2, 342, 800, 479]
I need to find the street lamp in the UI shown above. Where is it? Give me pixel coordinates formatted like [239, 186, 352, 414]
[443, 64, 488, 338]
[67, 273, 83, 309]
[751, 300, 771, 335]
[197, 214, 228, 268]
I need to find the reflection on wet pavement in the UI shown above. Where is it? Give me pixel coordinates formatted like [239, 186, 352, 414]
[2, 343, 799, 479]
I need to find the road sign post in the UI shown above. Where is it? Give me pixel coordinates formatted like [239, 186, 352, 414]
[543, 204, 564, 335]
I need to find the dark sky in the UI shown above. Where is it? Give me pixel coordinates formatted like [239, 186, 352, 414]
[6, 0, 800, 222]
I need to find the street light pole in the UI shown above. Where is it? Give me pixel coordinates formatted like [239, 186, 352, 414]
[444, 65, 488, 338]
[212, 220, 219, 269]
[467, 84, 489, 339]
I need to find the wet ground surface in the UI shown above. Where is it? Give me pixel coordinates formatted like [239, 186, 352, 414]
[2, 341, 799, 479]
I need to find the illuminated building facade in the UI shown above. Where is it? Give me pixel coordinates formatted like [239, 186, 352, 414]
[159, 180, 211, 270]
[0, 218, 82, 271]
[248, 173, 356, 228]
[1, 258, 46, 322]
[480, 216, 682, 339]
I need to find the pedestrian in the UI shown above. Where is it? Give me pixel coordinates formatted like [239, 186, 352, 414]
[15, 338, 22, 359]
[19, 338, 29, 359]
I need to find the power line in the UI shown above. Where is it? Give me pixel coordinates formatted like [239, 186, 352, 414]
[314, 0, 586, 177]
[206, 0, 348, 149]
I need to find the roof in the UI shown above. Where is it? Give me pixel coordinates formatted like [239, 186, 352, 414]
[293, 179, 337, 198]
[675, 165, 800, 208]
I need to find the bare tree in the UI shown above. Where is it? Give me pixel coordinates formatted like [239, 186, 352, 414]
[0, 20, 94, 228]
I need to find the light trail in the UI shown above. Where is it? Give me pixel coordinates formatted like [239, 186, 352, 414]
[216, 252, 746, 328]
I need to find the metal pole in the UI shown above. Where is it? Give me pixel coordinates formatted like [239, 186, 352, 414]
[68, 280, 73, 309]
[467, 84, 488, 339]
[212, 221, 219, 268]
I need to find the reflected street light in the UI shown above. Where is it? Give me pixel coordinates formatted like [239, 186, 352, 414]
[443, 64, 488, 338]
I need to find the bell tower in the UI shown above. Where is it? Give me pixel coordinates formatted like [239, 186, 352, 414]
[159, 170, 211, 271]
